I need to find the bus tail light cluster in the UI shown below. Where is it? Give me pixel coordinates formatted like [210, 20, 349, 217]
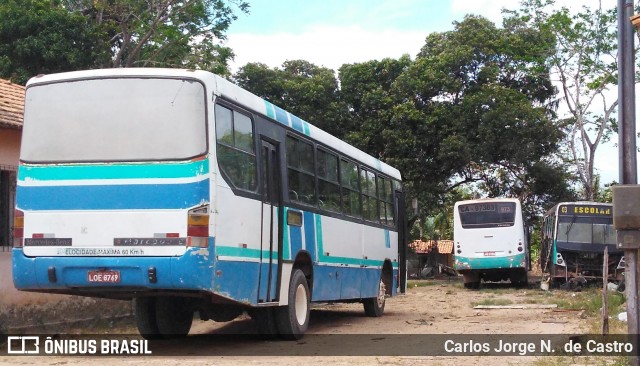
[13, 209, 24, 247]
[517, 241, 523, 252]
[187, 205, 209, 248]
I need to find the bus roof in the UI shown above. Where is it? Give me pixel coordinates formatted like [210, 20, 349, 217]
[26, 68, 401, 181]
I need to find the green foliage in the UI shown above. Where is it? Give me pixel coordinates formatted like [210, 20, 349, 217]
[66, 0, 249, 75]
[339, 56, 412, 156]
[0, 0, 111, 84]
[0, 0, 248, 84]
[386, 15, 571, 220]
[234, 60, 348, 138]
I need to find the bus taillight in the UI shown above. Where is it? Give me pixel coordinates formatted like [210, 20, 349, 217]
[187, 206, 209, 247]
[13, 209, 24, 247]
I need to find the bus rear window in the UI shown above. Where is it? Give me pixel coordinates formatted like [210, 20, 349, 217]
[458, 202, 516, 228]
[21, 78, 207, 162]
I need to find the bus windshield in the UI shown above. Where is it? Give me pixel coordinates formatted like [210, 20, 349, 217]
[557, 216, 616, 245]
[21, 77, 207, 163]
[458, 202, 516, 229]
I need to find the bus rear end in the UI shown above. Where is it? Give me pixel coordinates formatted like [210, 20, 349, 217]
[12, 70, 217, 337]
[453, 199, 528, 288]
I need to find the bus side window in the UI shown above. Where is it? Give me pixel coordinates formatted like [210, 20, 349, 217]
[286, 136, 317, 206]
[317, 149, 340, 213]
[340, 159, 361, 218]
[361, 169, 377, 222]
[378, 176, 394, 227]
[215, 104, 257, 191]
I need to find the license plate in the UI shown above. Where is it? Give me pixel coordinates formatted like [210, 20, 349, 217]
[483, 251, 496, 257]
[87, 270, 121, 283]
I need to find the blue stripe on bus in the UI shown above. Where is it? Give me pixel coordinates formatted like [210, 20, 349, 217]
[16, 179, 209, 210]
[263, 100, 310, 136]
[19, 159, 209, 181]
[384, 229, 390, 248]
[290, 114, 305, 134]
[274, 105, 290, 127]
[303, 212, 317, 261]
[289, 223, 303, 259]
[264, 100, 276, 120]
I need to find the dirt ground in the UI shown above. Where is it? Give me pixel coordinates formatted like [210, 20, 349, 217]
[1, 276, 623, 366]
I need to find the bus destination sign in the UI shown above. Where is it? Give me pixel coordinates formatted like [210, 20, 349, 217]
[559, 204, 611, 216]
[459, 203, 496, 213]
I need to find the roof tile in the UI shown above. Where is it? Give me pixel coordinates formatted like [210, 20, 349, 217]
[0, 79, 25, 130]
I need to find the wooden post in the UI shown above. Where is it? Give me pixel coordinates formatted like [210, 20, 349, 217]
[602, 247, 609, 335]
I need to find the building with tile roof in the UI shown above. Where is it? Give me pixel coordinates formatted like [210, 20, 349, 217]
[0, 78, 24, 250]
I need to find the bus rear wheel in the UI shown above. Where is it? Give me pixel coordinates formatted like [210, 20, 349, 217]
[276, 269, 310, 340]
[134, 297, 160, 340]
[510, 269, 529, 288]
[363, 278, 386, 317]
[462, 272, 480, 289]
[155, 296, 193, 339]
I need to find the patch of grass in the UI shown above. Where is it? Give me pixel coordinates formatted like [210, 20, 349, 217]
[554, 289, 626, 317]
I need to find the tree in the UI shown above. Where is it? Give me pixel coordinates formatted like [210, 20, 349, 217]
[504, 0, 621, 200]
[234, 60, 347, 138]
[66, 0, 249, 75]
[339, 56, 412, 158]
[0, 0, 111, 84]
[348, 15, 571, 219]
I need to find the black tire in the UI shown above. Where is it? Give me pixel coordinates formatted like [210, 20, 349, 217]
[363, 278, 386, 317]
[462, 272, 480, 290]
[275, 269, 310, 340]
[155, 296, 193, 339]
[253, 307, 279, 339]
[463, 281, 480, 289]
[134, 297, 161, 340]
[510, 269, 528, 288]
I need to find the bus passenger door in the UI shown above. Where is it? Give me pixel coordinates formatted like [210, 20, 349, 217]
[258, 139, 281, 303]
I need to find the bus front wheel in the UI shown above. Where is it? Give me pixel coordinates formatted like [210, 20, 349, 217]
[276, 269, 310, 340]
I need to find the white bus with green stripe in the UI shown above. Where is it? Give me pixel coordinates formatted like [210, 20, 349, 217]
[453, 198, 530, 289]
[12, 68, 406, 340]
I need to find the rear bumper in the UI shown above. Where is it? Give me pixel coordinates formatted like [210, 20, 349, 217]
[454, 252, 526, 271]
[12, 243, 214, 295]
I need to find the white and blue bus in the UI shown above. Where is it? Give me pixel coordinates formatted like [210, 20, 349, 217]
[12, 68, 406, 340]
[453, 198, 530, 289]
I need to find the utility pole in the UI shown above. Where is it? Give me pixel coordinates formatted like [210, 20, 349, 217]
[616, 1, 639, 365]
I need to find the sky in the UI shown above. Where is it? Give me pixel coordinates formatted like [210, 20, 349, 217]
[224, 0, 623, 186]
